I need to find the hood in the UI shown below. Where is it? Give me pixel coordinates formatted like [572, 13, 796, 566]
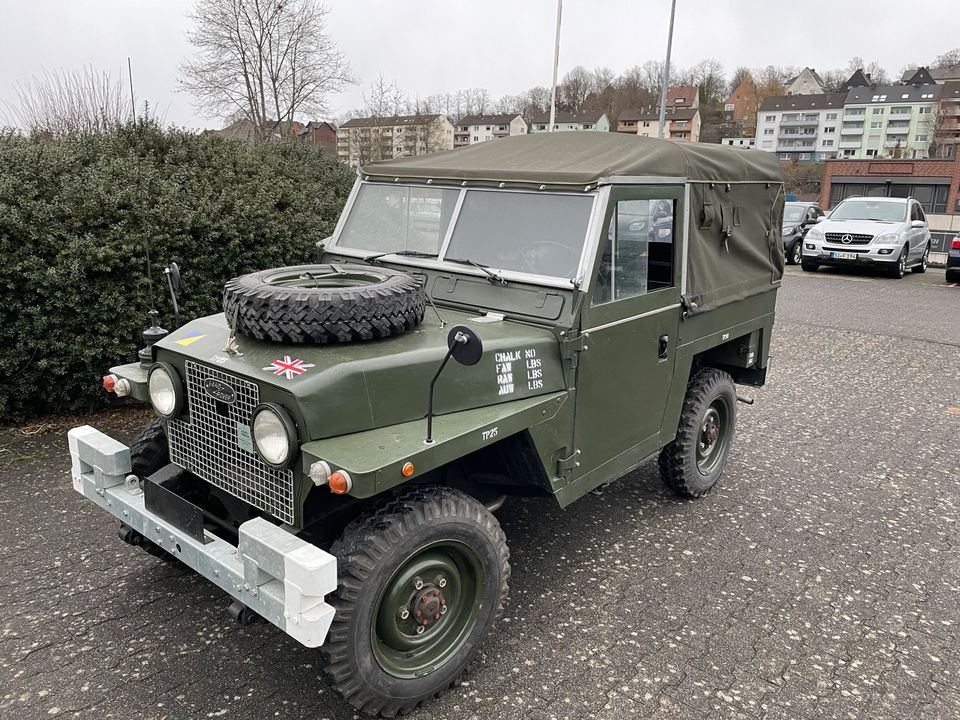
[817, 218, 906, 237]
[153, 311, 565, 440]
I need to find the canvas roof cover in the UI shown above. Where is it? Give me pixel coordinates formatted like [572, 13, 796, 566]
[361, 132, 783, 186]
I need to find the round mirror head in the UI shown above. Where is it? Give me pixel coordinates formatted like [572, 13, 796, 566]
[167, 262, 181, 293]
[447, 325, 482, 366]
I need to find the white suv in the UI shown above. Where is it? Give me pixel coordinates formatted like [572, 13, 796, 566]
[801, 196, 931, 279]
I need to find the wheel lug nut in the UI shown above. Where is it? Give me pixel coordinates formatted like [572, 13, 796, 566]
[438, 576, 447, 588]
[440, 605, 447, 614]
[417, 625, 424, 634]
[399, 608, 409, 620]
[413, 577, 423, 590]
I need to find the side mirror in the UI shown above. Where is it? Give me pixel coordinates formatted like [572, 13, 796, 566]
[163, 262, 182, 328]
[910, 219, 925, 228]
[812, 216, 823, 224]
[424, 325, 483, 443]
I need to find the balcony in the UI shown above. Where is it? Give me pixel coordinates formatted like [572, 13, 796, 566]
[840, 126, 863, 135]
[885, 125, 910, 135]
[838, 140, 862, 149]
[778, 119, 819, 128]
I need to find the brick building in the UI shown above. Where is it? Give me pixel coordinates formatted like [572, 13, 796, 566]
[297, 121, 337, 153]
[819, 156, 960, 251]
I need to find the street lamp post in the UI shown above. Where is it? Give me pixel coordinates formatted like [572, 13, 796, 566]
[548, 0, 563, 133]
[657, 0, 677, 139]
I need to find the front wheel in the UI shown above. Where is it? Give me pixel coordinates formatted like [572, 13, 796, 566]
[788, 241, 802, 266]
[323, 487, 510, 717]
[889, 246, 908, 279]
[801, 259, 819, 272]
[659, 368, 737, 498]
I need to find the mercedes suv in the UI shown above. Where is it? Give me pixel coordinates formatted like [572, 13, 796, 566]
[801, 196, 931, 278]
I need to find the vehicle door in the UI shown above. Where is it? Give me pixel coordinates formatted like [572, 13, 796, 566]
[908, 202, 923, 260]
[914, 203, 929, 255]
[571, 185, 684, 482]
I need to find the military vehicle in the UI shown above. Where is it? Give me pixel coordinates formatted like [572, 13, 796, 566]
[70, 133, 784, 716]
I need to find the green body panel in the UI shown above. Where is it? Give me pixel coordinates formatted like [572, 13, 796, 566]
[151, 310, 565, 441]
[301, 392, 568, 498]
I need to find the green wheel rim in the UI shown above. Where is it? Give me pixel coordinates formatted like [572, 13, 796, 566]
[696, 398, 731, 475]
[372, 540, 485, 679]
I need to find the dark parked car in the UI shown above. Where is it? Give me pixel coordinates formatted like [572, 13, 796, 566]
[948, 234, 960, 284]
[783, 202, 824, 265]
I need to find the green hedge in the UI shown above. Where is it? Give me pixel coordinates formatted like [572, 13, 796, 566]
[0, 122, 354, 422]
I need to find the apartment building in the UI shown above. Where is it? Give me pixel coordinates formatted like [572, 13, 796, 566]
[755, 93, 846, 162]
[838, 83, 942, 159]
[938, 81, 960, 159]
[528, 111, 609, 132]
[616, 107, 701, 141]
[453, 114, 527, 148]
[336, 114, 454, 167]
[785, 68, 827, 96]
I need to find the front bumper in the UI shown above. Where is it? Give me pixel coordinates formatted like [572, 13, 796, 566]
[68, 425, 337, 647]
[804, 245, 899, 267]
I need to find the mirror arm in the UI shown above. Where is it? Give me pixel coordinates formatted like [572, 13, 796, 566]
[424, 332, 468, 445]
[163, 266, 181, 329]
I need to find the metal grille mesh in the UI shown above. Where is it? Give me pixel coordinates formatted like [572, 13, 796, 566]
[825, 232, 873, 245]
[168, 361, 295, 524]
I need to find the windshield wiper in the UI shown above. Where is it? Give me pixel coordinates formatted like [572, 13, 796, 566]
[363, 249, 438, 264]
[445, 257, 507, 285]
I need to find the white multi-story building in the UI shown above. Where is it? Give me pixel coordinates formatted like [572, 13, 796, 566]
[721, 137, 756, 150]
[754, 93, 846, 163]
[528, 111, 610, 133]
[838, 83, 942, 159]
[336, 114, 454, 167]
[453, 114, 527, 148]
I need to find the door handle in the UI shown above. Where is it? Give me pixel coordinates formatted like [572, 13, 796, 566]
[658, 334, 669, 360]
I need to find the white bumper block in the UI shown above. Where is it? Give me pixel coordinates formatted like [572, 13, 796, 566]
[68, 425, 337, 647]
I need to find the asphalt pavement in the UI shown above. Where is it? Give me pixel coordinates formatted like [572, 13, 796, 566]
[1, 265, 959, 720]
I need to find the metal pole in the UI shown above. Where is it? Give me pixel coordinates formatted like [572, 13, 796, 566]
[127, 57, 136, 122]
[657, 0, 676, 139]
[548, 0, 563, 132]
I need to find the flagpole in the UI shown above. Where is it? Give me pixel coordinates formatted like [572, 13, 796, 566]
[657, 0, 677, 139]
[548, 0, 563, 132]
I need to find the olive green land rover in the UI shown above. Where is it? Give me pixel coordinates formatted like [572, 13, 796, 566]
[69, 133, 784, 716]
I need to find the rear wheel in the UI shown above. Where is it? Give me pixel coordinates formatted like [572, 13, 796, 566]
[947, 269, 960, 284]
[912, 244, 929, 273]
[323, 487, 510, 717]
[659, 368, 737, 498]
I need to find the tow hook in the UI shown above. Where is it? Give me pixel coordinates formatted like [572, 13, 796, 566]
[227, 599, 264, 626]
[736, 394, 755, 405]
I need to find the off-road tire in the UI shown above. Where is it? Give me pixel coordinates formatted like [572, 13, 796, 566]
[659, 368, 737, 498]
[223, 264, 425, 344]
[912, 244, 929, 274]
[129, 418, 169, 479]
[800, 259, 819, 272]
[322, 486, 510, 717]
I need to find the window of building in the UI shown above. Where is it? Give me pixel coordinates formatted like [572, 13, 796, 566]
[473, 136, 478, 141]
[921, 93, 934, 99]
[765, 114, 776, 121]
[919, 107, 931, 114]
[871, 94, 887, 102]
[592, 198, 675, 305]
[537, 124, 546, 130]
[823, 139, 834, 147]
[870, 121, 882, 129]
[901, 94, 910, 99]
[866, 149, 877, 157]
[763, 128, 774, 135]
[826, 113, 838, 120]
[780, 153, 790, 160]
[583, 124, 593, 129]
[675, 133, 687, 138]
[727, 140, 734, 145]
[800, 153, 810, 160]
[675, 98, 685, 104]
[642, 121, 651, 127]
[824, 126, 836, 133]
[915, 134, 928, 142]
[872, 108, 884, 115]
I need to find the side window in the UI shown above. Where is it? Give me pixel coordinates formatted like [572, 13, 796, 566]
[910, 203, 920, 222]
[916, 204, 926, 223]
[592, 198, 675, 305]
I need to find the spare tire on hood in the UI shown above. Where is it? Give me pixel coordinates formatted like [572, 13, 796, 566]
[222, 264, 425, 344]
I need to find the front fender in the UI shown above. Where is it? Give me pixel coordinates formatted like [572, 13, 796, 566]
[299, 391, 569, 497]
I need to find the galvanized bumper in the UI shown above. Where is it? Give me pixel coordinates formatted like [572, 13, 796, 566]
[68, 425, 337, 648]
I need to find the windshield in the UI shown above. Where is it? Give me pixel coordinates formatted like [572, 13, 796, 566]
[829, 200, 906, 222]
[335, 183, 595, 280]
[783, 205, 807, 223]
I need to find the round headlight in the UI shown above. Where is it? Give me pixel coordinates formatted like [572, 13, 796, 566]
[783, 225, 796, 235]
[252, 404, 298, 468]
[806, 227, 824, 241]
[147, 363, 184, 418]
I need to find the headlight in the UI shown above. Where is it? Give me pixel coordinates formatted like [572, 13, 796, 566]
[147, 363, 184, 418]
[783, 226, 796, 235]
[875, 233, 900, 244]
[806, 228, 824, 241]
[251, 404, 298, 468]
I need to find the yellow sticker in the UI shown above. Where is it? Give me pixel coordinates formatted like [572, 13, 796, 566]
[174, 332, 206, 346]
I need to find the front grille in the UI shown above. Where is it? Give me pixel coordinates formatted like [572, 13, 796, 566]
[168, 361, 295, 525]
[825, 232, 873, 245]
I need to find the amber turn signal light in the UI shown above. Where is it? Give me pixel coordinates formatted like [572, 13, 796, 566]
[329, 470, 353, 494]
[401, 461, 415, 478]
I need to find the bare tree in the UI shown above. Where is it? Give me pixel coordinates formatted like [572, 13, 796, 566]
[846, 57, 888, 85]
[688, 58, 726, 104]
[558, 66, 592, 112]
[4, 66, 130, 136]
[180, 0, 353, 142]
[363, 74, 405, 117]
[933, 48, 960, 68]
[925, 105, 951, 159]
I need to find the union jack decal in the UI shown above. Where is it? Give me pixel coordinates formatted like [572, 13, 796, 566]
[263, 356, 315, 380]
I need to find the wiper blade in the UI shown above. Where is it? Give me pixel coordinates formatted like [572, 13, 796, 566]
[364, 249, 438, 264]
[445, 257, 507, 285]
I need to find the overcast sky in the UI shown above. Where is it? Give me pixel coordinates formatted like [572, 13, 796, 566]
[0, 0, 956, 129]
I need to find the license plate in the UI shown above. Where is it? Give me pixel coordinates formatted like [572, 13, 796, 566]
[829, 251, 857, 260]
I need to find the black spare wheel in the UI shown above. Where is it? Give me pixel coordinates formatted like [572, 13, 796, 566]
[223, 264, 426, 343]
